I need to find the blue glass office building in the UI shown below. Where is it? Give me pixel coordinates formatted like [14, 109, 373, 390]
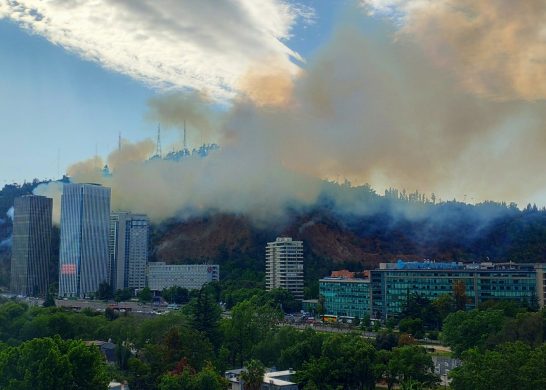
[320, 261, 546, 320]
[58, 183, 111, 298]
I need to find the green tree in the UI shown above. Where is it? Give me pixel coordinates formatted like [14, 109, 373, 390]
[138, 287, 153, 303]
[240, 359, 265, 390]
[297, 334, 376, 390]
[450, 342, 534, 390]
[374, 346, 436, 390]
[114, 288, 134, 302]
[0, 336, 108, 390]
[97, 281, 113, 300]
[222, 299, 282, 366]
[43, 288, 56, 307]
[442, 309, 505, 356]
[191, 288, 222, 348]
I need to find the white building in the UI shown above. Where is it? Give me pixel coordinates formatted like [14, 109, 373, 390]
[225, 368, 298, 390]
[147, 262, 219, 291]
[266, 237, 304, 300]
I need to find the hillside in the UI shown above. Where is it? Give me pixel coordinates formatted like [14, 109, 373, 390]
[2, 180, 546, 290]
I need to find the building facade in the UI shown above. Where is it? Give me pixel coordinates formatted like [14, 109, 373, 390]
[109, 212, 149, 291]
[319, 260, 546, 320]
[266, 237, 304, 300]
[147, 262, 219, 291]
[10, 195, 52, 297]
[58, 183, 111, 298]
[319, 277, 371, 319]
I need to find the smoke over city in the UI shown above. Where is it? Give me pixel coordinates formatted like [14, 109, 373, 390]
[34, 2, 546, 224]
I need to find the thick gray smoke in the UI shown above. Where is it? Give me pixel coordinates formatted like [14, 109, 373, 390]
[34, 8, 546, 225]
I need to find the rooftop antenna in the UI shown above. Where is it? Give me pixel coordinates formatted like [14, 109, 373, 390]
[56, 148, 60, 178]
[183, 120, 187, 150]
[156, 123, 162, 157]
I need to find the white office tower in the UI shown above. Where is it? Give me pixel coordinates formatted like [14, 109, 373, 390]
[266, 237, 304, 300]
[110, 212, 149, 291]
[58, 183, 111, 298]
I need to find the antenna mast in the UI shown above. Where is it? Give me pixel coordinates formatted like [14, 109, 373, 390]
[156, 123, 162, 157]
[183, 120, 187, 150]
[118, 132, 122, 152]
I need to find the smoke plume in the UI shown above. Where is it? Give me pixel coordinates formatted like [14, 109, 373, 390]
[361, 0, 546, 101]
[34, 3, 546, 225]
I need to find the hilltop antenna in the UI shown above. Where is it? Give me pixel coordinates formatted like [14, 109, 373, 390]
[183, 120, 187, 150]
[56, 148, 60, 178]
[118, 132, 122, 152]
[156, 123, 162, 157]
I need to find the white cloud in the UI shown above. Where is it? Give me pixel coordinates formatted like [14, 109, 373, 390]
[0, 0, 310, 100]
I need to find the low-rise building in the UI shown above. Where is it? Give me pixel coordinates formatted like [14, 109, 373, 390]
[320, 277, 371, 320]
[319, 260, 546, 320]
[225, 368, 298, 390]
[147, 262, 219, 291]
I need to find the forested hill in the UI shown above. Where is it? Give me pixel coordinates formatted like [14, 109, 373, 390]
[2, 180, 546, 289]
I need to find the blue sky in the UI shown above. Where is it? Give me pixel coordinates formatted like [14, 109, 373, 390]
[0, 0, 344, 184]
[2, 1, 545, 207]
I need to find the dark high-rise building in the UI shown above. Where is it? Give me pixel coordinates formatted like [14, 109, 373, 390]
[109, 212, 149, 291]
[10, 195, 52, 297]
[58, 183, 111, 298]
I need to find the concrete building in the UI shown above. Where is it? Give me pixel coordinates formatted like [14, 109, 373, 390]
[147, 262, 219, 291]
[10, 195, 52, 297]
[225, 368, 298, 390]
[58, 183, 111, 298]
[109, 212, 149, 291]
[266, 237, 304, 300]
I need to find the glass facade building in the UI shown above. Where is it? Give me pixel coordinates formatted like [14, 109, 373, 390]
[109, 212, 149, 291]
[319, 278, 371, 318]
[59, 183, 111, 298]
[319, 261, 546, 320]
[10, 195, 52, 297]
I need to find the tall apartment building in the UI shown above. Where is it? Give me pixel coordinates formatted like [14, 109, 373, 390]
[266, 237, 304, 300]
[147, 262, 219, 291]
[10, 195, 52, 297]
[58, 183, 111, 298]
[110, 212, 149, 291]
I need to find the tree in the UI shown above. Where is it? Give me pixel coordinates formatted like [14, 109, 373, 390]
[453, 280, 467, 311]
[162, 286, 190, 304]
[191, 288, 222, 348]
[222, 299, 282, 367]
[97, 281, 113, 300]
[450, 342, 546, 389]
[442, 309, 505, 356]
[398, 318, 424, 339]
[375, 331, 398, 351]
[240, 359, 265, 390]
[374, 345, 437, 390]
[297, 334, 376, 390]
[43, 289, 56, 307]
[0, 336, 108, 390]
[138, 287, 153, 303]
[114, 288, 134, 302]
